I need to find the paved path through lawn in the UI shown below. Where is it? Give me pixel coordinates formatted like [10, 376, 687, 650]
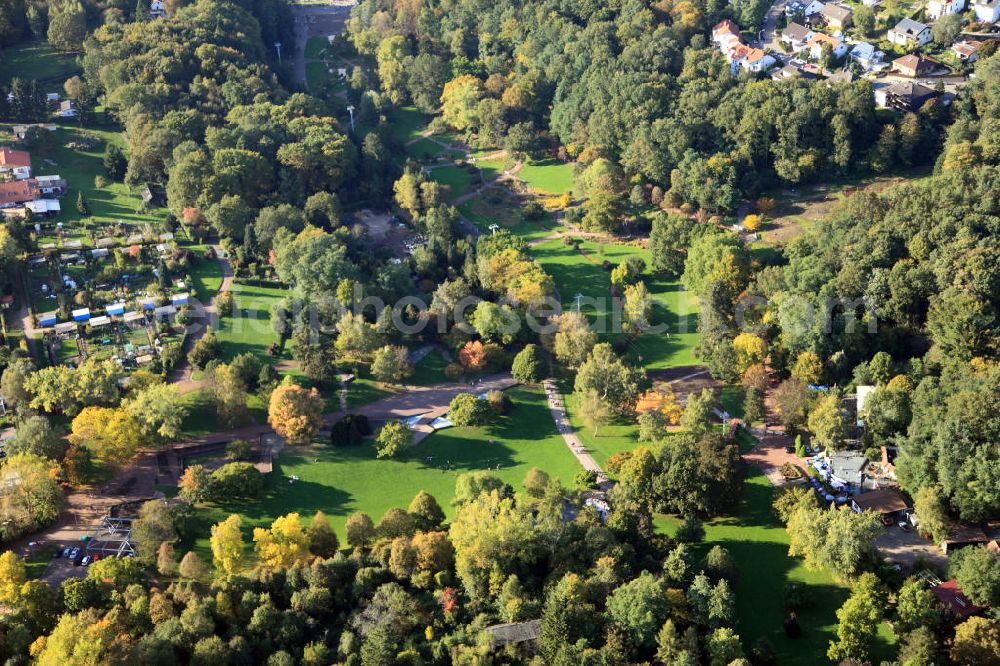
[542, 379, 613, 490]
[171, 243, 233, 393]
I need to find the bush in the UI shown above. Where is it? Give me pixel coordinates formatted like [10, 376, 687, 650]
[511, 344, 545, 384]
[94, 175, 108, 189]
[448, 393, 492, 426]
[574, 469, 598, 490]
[605, 451, 633, 474]
[330, 414, 371, 447]
[216, 290, 235, 316]
[484, 389, 510, 415]
[444, 362, 464, 380]
[188, 328, 221, 369]
[210, 462, 264, 499]
[226, 439, 252, 461]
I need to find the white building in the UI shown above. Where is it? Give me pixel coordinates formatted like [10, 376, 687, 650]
[927, 0, 966, 19]
[973, 0, 1000, 22]
[887, 18, 932, 48]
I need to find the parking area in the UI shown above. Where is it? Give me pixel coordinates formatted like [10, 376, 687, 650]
[41, 552, 88, 587]
[875, 524, 947, 574]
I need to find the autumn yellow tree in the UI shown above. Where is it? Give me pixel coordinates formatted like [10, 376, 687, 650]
[211, 514, 245, 576]
[0, 551, 25, 605]
[742, 214, 762, 233]
[732, 333, 767, 375]
[253, 513, 311, 568]
[268, 380, 324, 445]
[67, 407, 142, 467]
[791, 350, 824, 384]
[440, 75, 483, 130]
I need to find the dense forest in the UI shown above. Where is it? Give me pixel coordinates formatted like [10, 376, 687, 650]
[345, 0, 947, 216]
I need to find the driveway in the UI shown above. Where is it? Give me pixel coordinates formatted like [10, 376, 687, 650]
[761, 0, 788, 50]
[876, 524, 947, 573]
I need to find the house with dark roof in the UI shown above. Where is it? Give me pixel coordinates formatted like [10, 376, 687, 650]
[780, 22, 815, 49]
[830, 451, 868, 491]
[875, 81, 938, 111]
[888, 18, 932, 48]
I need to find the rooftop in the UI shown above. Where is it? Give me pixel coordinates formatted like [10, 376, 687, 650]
[852, 488, 908, 514]
[0, 147, 30, 168]
[893, 18, 929, 35]
[820, 4, 853, 20]
[932, 580, 984, 618]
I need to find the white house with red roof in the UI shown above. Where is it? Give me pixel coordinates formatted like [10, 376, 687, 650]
[0, 147, 31, 181]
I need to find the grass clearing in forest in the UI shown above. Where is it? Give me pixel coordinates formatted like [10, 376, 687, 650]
[519, 158, 575, 195]
[654, 470, 896, 665]
[0, 41, 80, 84]
[390, 106, 432, 144]
[181, 386, 581, 554]
[429, 164, 474, 199]
[215, 282, 289, 363]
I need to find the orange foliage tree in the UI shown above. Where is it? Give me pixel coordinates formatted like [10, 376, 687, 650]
[268, 380, 324, 445]
[458, 341, 487, 372]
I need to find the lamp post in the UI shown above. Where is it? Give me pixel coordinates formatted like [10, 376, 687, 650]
[346, 105, 355, 133]
[574, 293, 583, 312]
[274, 42, 282, 63]
[488, 223, 499, 235]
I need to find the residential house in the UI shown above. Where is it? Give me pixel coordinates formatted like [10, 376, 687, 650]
[892, 54, 937, 77]
[875, 80, 938, 110]
[780, 22, 815, 50]
[484, 620, 542, 652]
[826, 69, 856, 84]
[850, 42, 884, 69]
[819, 3, 853, 28]
[58, 100, 77, 118]
[712, 19, 742, 50]
[973, 0, 1000, 22]
[772, 63, 819, 80]
[830, 451, 868, 493]
[141, 184, 165, 207]
[927, 0, 966, 18]
[739, 47, 777, 73]
[851, 488, 909, 519]
[0, 147, 31, 181]
[931, 580, 985, 618]
[888, 18, 932, 48]
[0, 180, 37, 208]
[149, 0, 166, 18]
[34, 175, 66, 196]
[808, 32, 848, 60]
[953, 40, 983, 61]
[10, 123, 56, 140]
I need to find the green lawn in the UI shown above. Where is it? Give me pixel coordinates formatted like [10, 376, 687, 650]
[407, 137, 446, 161]
[216, 282, 288, 363]
[0, 123, 167, 227]
[410, 349, 449, 386]
[429, 164, 474, 199]
[185, 246, 223, 303]
[304, 37, 329, 59]
[305, 61, 334, 90]
[458, 199, 555, 243]
[655, 470, 895, 665]
[182, 386, 582, 556]
[531, 237, 699, 370]
[519, 159, 575, 195]
[25, 544, 58, 579]
[390, 106, 432, 145]
[0, 41, 81, 85]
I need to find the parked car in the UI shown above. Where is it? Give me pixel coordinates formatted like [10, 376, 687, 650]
[898, 521, 912, 532]
[80, 555, 91, 566]
[69, 547, 80, 560]
[62, 547, 73, 558]
[72, 552, 84, 566]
